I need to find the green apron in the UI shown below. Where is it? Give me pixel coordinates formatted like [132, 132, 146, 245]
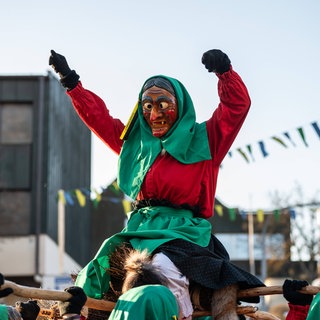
[75, 206, 211, 299]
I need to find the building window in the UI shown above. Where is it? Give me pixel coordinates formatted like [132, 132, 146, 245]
[0, 104, 33, 143]
[0, 103, 32, 189]
[0, 104, 33, 234]
[0, 191, 31, 235]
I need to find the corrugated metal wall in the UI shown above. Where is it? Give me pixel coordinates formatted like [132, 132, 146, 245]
[46, 73, 91, 266]
[0, 74, 92, 266]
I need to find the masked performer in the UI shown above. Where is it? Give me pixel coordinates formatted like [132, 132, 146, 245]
[49, 48, 265, 320]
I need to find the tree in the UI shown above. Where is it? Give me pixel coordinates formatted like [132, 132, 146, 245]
[269, 183, 320, 282]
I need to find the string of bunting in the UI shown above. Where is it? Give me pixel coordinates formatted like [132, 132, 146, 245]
[57, 182, 132, 214]
[57, 185, 320, 223]
[227, 119, 320, 163]
[214, 202, 320, 223]
[214, 204, 295, 223]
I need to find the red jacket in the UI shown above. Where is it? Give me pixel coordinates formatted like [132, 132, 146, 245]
[286, 303, 310, 320]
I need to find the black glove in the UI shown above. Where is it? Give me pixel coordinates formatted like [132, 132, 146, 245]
[49, 50, 80, 90]
[0, 273, 14, 298]
[15, 300, 40, 320]
[201, 49, 231, 74]
[283, 279, 313, 306]
[58, 286, 87, 316]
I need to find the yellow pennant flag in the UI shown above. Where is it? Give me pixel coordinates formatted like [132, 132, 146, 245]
[57, 189, 66, 205]
[93, 189, 102, 203]
[215, 204, 223, 216]
[75, 189, 86, 207]
[257, 209, 264, 223]
[122, 199, 132, 214]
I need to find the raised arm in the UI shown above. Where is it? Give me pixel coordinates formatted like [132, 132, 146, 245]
[202, 49, 251, 165]
[49, 50, 125, 154]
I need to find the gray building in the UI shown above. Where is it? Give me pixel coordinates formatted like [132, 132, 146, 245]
[0, 72, 91, 288]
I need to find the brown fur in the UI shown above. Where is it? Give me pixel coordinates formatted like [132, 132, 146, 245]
[211, 284, 239, 320]
[122, 249, 166, 293]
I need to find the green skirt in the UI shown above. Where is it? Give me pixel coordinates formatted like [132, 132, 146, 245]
[75, 206, 211, 299]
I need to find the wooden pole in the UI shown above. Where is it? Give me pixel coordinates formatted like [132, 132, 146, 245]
[2, 281, 116, 311]
[3, 280, 320, 314]
[57, 190, 65, 275]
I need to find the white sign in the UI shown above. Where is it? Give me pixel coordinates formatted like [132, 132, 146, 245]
[216, 233, 285, 260]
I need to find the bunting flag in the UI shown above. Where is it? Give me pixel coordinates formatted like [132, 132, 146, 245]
[110, 181, 122, 196]
[256, 209, 264, 223]
[239, 210, 247, 219]
[74, 189, 86, 207]
[57, 189, 66, 205]
[236, 148, 250, 163]
[92, 189, 102, 208]
[122, 199, 132, 213]
[227, 119, 319, 164]
[64, 191, 74, 206]
[311, 122, 320, 139]
[258, 140, 269, 158]
[273, 209, 280, 221]
[289, 208, 296, 219]
[283, 132, 296, 147]
[297, 127, 308, 147]
[215, 204, 223, 216]
[246, 145, 255, 161]
[229, 208, 236, 221]
[271, 136, 288, 148]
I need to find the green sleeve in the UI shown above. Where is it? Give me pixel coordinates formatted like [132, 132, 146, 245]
[0, 305, 8, 320]
[306, 292, 320, 320]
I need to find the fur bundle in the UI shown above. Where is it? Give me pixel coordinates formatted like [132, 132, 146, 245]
[122, 249, 166, 293]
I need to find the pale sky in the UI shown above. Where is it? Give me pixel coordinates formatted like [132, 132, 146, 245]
[1, 0, 319, 211]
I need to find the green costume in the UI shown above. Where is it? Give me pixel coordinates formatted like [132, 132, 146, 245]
[108, 285, 178, 320]
[306, 292, 320, 320]
[75, 75, 213, 299]
[0, 306, 8, 320]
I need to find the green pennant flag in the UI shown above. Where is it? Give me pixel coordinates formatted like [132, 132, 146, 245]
[92, 198, 100, 209]
[273, 209, 280, 222]
[297, 127, 308, 147]
[236, 148, 250, 163]
[246, 144, 255, 161]
[109, 181, 122, 196]
[229, 208, 236, 221]
[271, 136, 288, 148]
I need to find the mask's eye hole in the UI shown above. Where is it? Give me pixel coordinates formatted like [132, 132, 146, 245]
[159, 102, 169, 110]
[142, 102, 153, 111]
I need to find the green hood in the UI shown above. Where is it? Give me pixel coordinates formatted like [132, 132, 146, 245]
[118, 75, 211, 199]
